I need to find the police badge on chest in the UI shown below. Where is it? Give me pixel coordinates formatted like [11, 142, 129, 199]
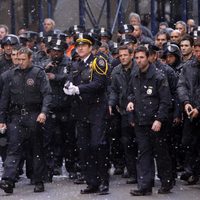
[146, 86, 153, 95]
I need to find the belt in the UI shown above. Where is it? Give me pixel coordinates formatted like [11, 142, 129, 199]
[10, 105, 41, 115]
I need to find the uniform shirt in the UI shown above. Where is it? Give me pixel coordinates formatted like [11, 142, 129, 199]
[0, 65, 52, 123]
[128, 64, 171, 125]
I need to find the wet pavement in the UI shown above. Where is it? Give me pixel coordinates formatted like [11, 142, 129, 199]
[0, 163, 200, 200]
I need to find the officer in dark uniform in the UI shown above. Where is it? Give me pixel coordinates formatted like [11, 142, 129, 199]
[148, 44, 180, 182]
[177, 39, 200, 185]
[44, 34, 77, 179]
[0, 34, 20, 163]
[0, 47, 52, 194]
[127, 46, 173, 196]
[63, 33, 110, 195]
[0, 34, 19, 74]
[109, 45, 137, 184]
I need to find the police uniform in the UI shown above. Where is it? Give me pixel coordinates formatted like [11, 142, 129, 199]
[109, 62, 138, 183]
[0, 60, 52, 193]
[128, 64, 173, 195]
[0, 35, 20, 163]
[64, 34, 110, 194]
[45, 37, 77, 179]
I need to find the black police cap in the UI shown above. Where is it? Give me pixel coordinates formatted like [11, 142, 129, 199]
[147, 44, 160, 54]
[49, 38, 68, 51]
[109, 42, 119, 55]
[99, 27, 112, 39]
[120, 34, 137, 45]
[190, 26, 200, 39]
[68, 25, 86, 36]
[118, 24, 134, 34]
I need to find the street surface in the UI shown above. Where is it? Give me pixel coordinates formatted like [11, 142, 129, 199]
[0, 163, 200, 200]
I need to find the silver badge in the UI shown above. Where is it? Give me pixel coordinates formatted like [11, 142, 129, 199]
[147, 88, 152, 95]
[26, 78, 34, 86]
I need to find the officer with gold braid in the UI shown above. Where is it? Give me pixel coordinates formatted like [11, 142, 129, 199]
[63, 33, 109, 195]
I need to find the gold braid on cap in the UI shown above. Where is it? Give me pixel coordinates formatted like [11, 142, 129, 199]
[76, 38, 92, 45]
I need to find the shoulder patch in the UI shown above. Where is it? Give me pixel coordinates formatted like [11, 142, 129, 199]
[97, 58, 106, 67]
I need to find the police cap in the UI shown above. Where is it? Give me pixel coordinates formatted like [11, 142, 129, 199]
[49, 38, 68, 51]
[118, 24, 134, 34]
[99, 27, 112, 40]
[75, 33, 95, 46]
[120, 34, 137, 45]
[68, 25, 86, 36]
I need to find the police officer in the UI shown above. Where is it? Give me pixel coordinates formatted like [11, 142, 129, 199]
[177, 39, 200, 185]
[127, 46, 173, 196]
[63, 33, 110, 195]
[0, 35, 20, 163]
[0, 34, 19, 74]
[45, 35, 77, 179]
[0, 47, 52, 193]
[109, 45, 137, 184]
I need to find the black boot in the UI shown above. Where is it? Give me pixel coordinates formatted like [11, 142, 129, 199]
[98, 181, 109, 195]
[34, 182, 44, 193]
[0, 180, 14, 194]
[130, 188, 152, 196]
[80, 185, 99, 194]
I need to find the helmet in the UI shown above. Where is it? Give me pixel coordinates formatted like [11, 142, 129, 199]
[162, 42, 181, 58]
[1, 34, 20, 48]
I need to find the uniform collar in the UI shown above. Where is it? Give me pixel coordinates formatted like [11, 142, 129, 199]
[135, 63, 155, 79]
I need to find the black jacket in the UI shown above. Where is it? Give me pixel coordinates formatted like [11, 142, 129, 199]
[69, 54, 108, 122]
[155, 60, 181, 119]
[46, 56, 71, 111]
[109, 62, 136, 115]
[0, 54, 13, 75]
[177, 58, 200, 112]
[128, 64, 171, 125]
[0, 65, 52, 123]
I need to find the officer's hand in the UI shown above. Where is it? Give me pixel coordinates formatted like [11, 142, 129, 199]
[173, 117, 181, 126]
[45, 62, 54, 69]
[108, 106, 113, 116]
[47, 73, 55, 80]
[126, 102, 134, 112]
[36, 113, 46, 124]
[190, 108, 199, 119]
[0, 123, 7, 134]
[151, 120, 162, 132]
[185, 103, 193, 117]
[63, 83, 80, 95]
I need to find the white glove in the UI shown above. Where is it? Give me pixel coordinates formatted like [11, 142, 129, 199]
[68, 84, 80, 95]
[63, 82, 80, 95]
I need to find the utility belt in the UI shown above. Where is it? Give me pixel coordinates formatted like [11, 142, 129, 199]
[10, 104, 41, 116]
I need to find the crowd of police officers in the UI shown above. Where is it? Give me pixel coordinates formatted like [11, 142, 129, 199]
[0, 13, 200, 196]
